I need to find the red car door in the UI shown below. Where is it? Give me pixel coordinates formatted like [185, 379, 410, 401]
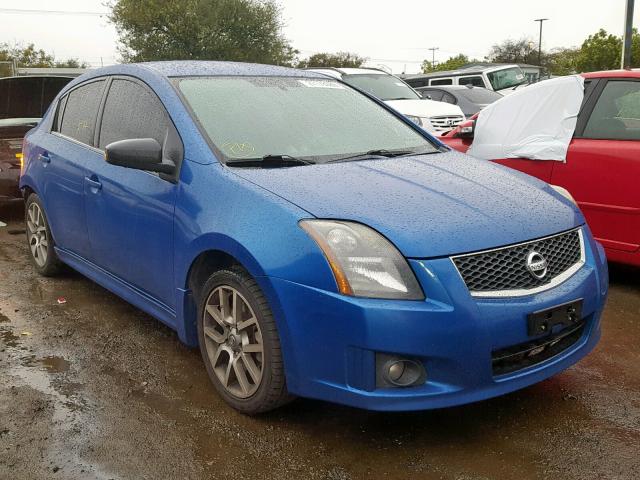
[493, 158, 554, 182]
[551, 78, 640, 265]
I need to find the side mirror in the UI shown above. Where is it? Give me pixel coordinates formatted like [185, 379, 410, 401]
[455, 119, 476, 139]
[105, 138, 175, 175]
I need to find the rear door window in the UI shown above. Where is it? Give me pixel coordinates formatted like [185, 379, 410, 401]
[98, 79, 168, 149]
[420, 89, 443, 101]
[583, 80, 640, 140]
[441, 92, 457, 104]
[430, 78, 453, 86]
[59, 80, 106, 145]
[459, 76, 486, 87]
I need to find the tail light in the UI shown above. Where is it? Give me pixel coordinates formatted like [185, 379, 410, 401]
[20, 138, 26, 175]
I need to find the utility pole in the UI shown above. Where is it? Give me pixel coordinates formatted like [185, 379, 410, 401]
[534, 18, 548, 66]
[428, 47, 439, 69]
[622, 0, 635, 69]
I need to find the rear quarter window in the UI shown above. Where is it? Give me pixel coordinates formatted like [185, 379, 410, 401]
[430, 78, 453, 86]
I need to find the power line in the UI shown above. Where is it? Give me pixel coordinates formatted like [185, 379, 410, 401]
[0, 8, 107, 16]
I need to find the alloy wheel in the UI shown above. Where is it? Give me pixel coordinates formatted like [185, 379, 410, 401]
[202, 285, 264, 399]
[26, 202, 49, 267]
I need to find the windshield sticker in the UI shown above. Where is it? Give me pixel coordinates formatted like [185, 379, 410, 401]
[298, 79, 345, 89]
[222, 142, 256, 158]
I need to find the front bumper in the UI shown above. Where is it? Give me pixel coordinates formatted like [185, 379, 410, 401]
[267, 229, 608, 411]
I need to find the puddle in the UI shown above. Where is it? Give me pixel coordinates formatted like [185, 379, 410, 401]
[39, 355, 71, 373]
[20, 355, 71, 373]
[10, 354, 84, 421]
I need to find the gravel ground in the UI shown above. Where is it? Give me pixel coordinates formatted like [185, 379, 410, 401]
[0, 206, 639, 480]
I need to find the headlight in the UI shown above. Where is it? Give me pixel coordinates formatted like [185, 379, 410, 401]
[550, 185, 577, 206]
[300, 220, 424, 300]
[405, 115, 423, 126]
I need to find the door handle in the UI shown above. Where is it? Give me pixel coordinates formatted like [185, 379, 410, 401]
[37, 152, 51, 164]
[85, 176, 102, 191]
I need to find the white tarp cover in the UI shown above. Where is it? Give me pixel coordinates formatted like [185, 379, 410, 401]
[468, 75, 585, 162]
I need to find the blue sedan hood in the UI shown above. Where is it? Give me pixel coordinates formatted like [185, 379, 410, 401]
[233, 151, 582, 258]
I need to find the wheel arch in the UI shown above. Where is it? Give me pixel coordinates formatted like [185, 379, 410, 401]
[176, 234, 294, 371]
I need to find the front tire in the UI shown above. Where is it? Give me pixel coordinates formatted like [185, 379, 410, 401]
[25, 193, 63, 276]
[197, 268, 292, 414]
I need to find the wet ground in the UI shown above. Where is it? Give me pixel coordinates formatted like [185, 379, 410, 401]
[0, 206, 639, 479]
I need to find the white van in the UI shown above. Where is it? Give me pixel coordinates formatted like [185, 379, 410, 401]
[402, 64, 527, 95]
[308, 67, 466, 135]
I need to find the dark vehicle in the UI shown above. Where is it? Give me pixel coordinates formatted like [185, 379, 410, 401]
[417, 85, 503, 117]
[0, 76, 73, 202]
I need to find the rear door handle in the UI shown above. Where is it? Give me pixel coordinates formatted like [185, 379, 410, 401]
[85, 176, 102, 191]
[37, 152, 51, 164]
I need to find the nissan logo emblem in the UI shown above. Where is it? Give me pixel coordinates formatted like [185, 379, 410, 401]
[526, 251, 548, 279]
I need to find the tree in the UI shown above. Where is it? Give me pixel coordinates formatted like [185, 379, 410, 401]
[0, 43, 87, 77]
[56, 58, 89, 68]
[545, 47, 581, 75]
[486, 38, 538, 65]
[421, 53, 471, 73]
[296, 51, 366, 68]
[109, 0, 297, 65]
[575, 29, 622, 72]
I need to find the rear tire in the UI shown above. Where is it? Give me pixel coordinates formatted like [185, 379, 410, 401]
[197, 267, 292, 414]
[25, 193, 63, 276]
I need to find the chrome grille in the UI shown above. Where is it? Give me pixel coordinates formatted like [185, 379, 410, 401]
[429, 115, 464, 132]
[452, 229, 584, 297]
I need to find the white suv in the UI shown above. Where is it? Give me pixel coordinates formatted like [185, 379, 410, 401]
[308, 67, 466, 135]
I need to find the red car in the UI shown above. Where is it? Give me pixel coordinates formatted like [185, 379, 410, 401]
[442, 70, 640, 267]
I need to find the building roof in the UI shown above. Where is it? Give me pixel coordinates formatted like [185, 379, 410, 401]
[16, 67, 88, 77]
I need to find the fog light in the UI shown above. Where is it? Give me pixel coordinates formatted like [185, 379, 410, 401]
[387, 361, 406, 382]
[376, 353, 427, 388]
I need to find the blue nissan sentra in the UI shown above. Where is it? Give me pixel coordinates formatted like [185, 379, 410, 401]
[20, 61, 608, 414]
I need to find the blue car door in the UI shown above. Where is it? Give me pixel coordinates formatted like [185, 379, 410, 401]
[39, 79, 107, 258]
[82, 77, 180, 310]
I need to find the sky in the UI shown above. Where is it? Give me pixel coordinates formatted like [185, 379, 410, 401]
[0, 0, 636, 73]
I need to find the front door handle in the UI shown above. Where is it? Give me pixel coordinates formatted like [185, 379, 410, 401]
[85, 176, 102, 191]
[37, 152, 51, 164]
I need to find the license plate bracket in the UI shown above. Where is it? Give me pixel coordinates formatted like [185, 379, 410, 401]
[527, 299, 583, 337]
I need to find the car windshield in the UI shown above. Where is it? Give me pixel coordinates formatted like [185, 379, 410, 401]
[176, 76, 437, 164]
[486, 67, 526, 91]
[459, 88, 503, 104]
[340, 73, 420, 101]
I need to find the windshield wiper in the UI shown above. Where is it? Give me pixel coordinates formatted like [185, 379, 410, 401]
[326, 149, 418, 164]
[226, 154, 315, 168]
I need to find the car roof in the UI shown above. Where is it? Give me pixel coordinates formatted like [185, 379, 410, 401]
[69, 61, 327, 82]
[307, 67, 390, 77]
[416, 85, 482, 91]
[401, 64, 519, 80]
[140, 60, 325, 78]
[582, 69, 640, 79]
